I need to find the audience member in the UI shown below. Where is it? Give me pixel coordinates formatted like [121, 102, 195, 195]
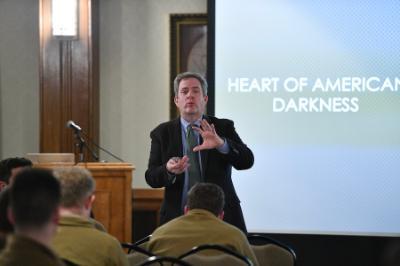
[0, 157, 32, 190]
[52, 167, 128, 266]
[0, 168, 64, 266]
[147, 183, 258, 265]
[0, 188, 13, 250]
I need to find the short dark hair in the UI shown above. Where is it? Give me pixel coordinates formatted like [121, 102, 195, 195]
[0, 188, 13, 233]
[0, 157, 32, 183]
[174, 72, 208, 96]
[186, 183, 225, 216]
[9, 169, 61, 229]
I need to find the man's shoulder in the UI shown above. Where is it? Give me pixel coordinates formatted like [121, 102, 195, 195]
[1, 235, 63, 266]
[80, 225, 121, 246]
[220, 220, 247, 236]
[206, 115, 234, 126]
[57, 216, 119, 244]
[154, 213, 186, 230]
[151, 118, 180, 134]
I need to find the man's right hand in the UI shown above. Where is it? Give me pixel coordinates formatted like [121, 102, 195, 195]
[166, 156, 189, 175]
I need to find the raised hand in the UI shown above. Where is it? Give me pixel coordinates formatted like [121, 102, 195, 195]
[192, 119, 224, 152]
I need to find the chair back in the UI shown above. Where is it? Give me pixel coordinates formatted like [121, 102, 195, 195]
[247, 234, 296, 266]
[183, 253, 251, 266]
[139, 255, 192, 266]
[121, 241, 154, 266]
[133, 234, 151, 250]
[251, 244, 293, 266]
[179, 244, 252, 266]
[121, 242, 153, 256]
[127, 252, 151, 266]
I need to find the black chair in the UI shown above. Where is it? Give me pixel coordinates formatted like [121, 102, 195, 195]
[121, 234, 152, 254]
[121, 242, 153, 256]
[133, 234, 151, 248]
[247, 234, 296, 266]
[121, 241, 154, 266]
[179, 244, 253, 266]
[139, 255, 192, 266]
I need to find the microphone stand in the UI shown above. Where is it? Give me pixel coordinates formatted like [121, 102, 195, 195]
[80, 131, 124, 162]
[67, 121, 124, 162]
[73, 130, 99, 162]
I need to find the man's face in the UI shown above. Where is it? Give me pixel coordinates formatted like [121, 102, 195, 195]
[174, 77, 208, 120]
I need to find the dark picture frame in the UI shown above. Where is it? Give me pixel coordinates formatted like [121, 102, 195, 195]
[170, 14, 208, 119]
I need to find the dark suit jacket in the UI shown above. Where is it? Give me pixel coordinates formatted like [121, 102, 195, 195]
[145, 115, 254, 232]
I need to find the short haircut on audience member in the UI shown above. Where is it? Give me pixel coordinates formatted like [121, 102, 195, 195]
[53, 167, 95, 208]
[0, 157, 32, 183]
[186, 183, 225, 216]
[10, 169, 60, 229]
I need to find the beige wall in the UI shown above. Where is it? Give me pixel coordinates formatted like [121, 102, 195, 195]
[0, 0, 206, 187]
[0, 0, 40, 158]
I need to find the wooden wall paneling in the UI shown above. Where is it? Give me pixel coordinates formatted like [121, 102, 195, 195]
[39, 0, 62, 152]
[133, 188, 164, 213]
[39, 0, 99, 161]
[83, 162, 133, 243]
[132, 188, 164, 241]
[91, 190, 111, 229]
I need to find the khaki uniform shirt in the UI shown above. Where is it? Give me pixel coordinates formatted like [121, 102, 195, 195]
[0, 234, 64, 266]
[53, 215, 128, 266]
[147, 209, 258, 265]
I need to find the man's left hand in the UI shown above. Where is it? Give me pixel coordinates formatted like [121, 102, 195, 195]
[192, 119, 224, 152]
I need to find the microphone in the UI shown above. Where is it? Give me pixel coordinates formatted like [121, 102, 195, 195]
[66, 120, 82, 132]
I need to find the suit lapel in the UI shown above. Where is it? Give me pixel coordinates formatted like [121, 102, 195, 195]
[171, 118, 183, 157]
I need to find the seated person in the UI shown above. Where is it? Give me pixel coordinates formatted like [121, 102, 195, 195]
[0, 157, 32, 190]
[0, 169, 64, 266]
[0, 157, 32, 250]
[147, 183, 258, 265]
[52, 167, 128, 266]
[0, 188, 13, 250]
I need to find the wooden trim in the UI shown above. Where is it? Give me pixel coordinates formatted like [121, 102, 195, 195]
[133, 188, 164, 211]
[132, 188, 164, 234]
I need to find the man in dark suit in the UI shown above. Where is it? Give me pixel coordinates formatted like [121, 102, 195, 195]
[145, 72, 254, 232]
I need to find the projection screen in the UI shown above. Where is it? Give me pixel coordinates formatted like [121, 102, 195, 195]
[213, 0, 400, 236]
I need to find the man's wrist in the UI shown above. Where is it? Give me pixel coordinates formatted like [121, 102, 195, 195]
[217, 138, 230, 154]
[217, 137, 225, 148]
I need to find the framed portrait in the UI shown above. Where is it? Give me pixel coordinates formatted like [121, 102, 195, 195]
[170, 14, 208, 118]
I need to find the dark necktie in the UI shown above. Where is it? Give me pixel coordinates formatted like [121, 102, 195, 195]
[186, 124, 202, 189]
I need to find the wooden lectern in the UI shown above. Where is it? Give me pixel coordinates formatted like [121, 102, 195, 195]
[33, 161, 134, 243]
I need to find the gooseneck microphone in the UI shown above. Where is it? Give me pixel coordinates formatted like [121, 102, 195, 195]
[66, 120, 82, 131]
